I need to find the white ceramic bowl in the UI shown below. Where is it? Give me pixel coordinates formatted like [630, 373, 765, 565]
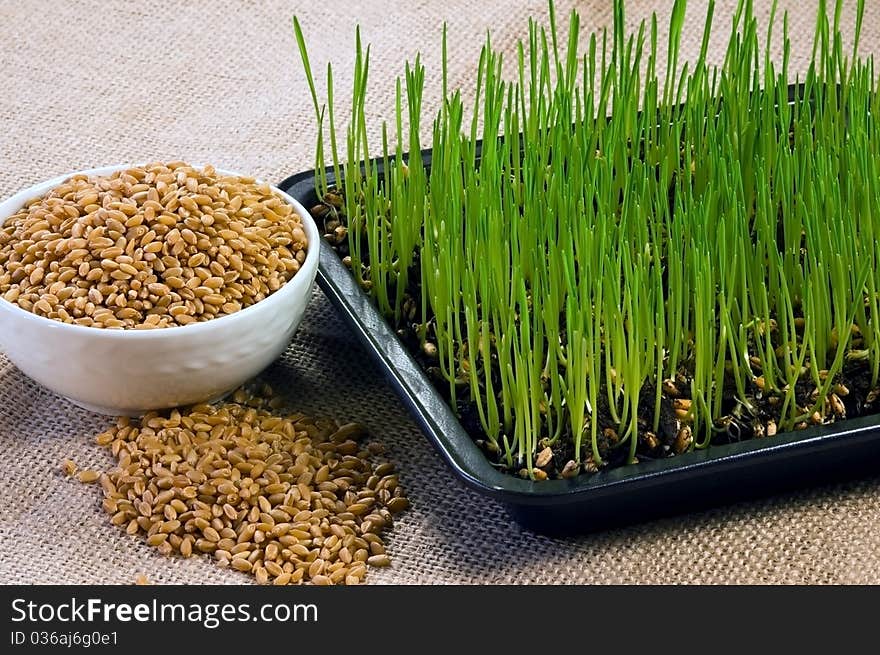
[0, 165, 320, 415]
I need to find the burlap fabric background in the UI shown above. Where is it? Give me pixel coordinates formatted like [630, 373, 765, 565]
[1, 0, 878, 585]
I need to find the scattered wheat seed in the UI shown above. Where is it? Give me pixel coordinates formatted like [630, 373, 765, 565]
[76, 469, 100, 483]
[71, 384, 408, 585]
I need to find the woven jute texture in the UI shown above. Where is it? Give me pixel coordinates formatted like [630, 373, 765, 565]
[1, 0, 879, 585]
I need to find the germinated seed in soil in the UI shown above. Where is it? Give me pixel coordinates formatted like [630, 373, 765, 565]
[0, 162, 308, 329]
[70, 384, 408, 585]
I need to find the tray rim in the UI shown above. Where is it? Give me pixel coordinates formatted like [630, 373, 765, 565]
[279, 163, 880, 510]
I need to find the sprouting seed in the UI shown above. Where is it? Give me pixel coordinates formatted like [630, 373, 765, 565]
[294, 0, 878, 478]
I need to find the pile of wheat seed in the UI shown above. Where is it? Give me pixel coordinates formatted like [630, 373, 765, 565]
[66, 385, 408, 585]
[0, 162, 307, 329]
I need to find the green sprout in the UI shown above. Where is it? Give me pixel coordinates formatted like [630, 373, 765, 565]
[294, 0, 878, 479]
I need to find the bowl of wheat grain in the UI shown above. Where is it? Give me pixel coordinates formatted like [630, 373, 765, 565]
[0, 162, 319, 415]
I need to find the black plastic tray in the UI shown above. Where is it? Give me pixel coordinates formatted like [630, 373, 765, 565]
[279, 160, 880, 535]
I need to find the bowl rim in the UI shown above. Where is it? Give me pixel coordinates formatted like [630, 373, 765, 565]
[0, 163, 320, 340]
